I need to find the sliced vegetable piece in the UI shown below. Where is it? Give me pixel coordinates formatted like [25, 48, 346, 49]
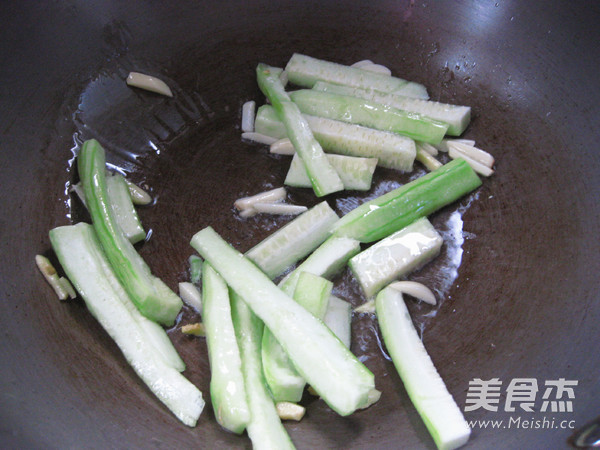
[447, 141, 494, 167]
[242, 100, 256, 132]
[332, 158, 481, 243]
[376, 287, 470, 450]
[285, 53, 428, 99]
[313, 82, 471, 136]
[245, 201, 339, 279]
[179, 281, 202, 313]
[234, 187, 287, 215]
[189, 255, 203, 285]
[389, 281, 437, 305]
[36, 254, 69, 300]
[78, 139, 182, 325]
[230, 293, 295, 449]
[348, 218, 443, 298]
[262, 272, 333, 402]
[105, 173, 146, 244]
[181, 322, 205, 336]
[50, 223, 202, 425]
[285, 153, 378, 191]
[257, 63, 343, 197]
[126, 72, 173, 97]
[276, 402, 306, 421]
[278, 235, 361, 296]
[416, 144, 443, 171]
[202, 263, 250, 434]
[289, 89, 448, 145]
[255, 104, 416, 171]
[242, 132, 279, 145]
[323, 295, 352, 348]
[124, 179, 153, 205]
[252, 203, 308, 216]
[191, 227, 375, 416]
[270, 138, 295, 155]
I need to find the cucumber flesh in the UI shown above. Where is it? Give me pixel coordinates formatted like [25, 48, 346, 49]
[332, 158, 481, 243]
[285, 53, 429, 99]
[376, 287, 470, 450]
[289, 89, 448, 145]
[323, 295, 352, 348]
[255, 104, 416, 171]
[314, 82, 471, 136]
[285, 153, 378, 191]
[230, 293, 295, 449]
[257, 64, 343, 197]
[202, 263, 250, 434]
[191, 227, 375, 416]
[262, 272, 333, 402]
[78, 139, 182, 325]
[105, 173, 146, 244]
[245, 201, 339, 279]
[50, 223, 203, 426]
[349, 218, 443, 298]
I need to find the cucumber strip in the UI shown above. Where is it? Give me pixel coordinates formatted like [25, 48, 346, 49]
[179, 281, 202, 313]
[105, 173, 146, 244]
[289, 89, 448, 145]
[257, 63, 343, 197]
[190, 227, 375, 416]
[285, 53, 429, 99]
[349, 218, 443, 298]
[332, 158, 481, 243]
[323, 295, 352, 348]
[376, 287, 471, 450]
[255, 104, 416, 171]
[278, 235, 361, 297]
[202, 263, 250, 434]
[230, 293, 296, 450]
[188, 254, 203, 285]
[285, 153, 378, 191]
[313, 82, 471, 136]
[245, 201, 339, 279]
[78, 139, 182, 325]
[262, 272, 333, 402]
[49, 223, 202, 425]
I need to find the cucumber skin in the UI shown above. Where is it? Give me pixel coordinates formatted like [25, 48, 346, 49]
[332, 158, 481, 243]
[78, 139, 182, 325]
[289, 89, 448, 145]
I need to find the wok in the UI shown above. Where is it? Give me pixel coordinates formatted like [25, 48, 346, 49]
[1, 1, 599, 448]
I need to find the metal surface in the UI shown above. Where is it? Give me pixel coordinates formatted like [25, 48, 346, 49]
[1, 1, 599, 448]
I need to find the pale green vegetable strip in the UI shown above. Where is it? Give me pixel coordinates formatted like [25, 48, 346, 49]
[262, 272, 333, 402]
[105, 173, 146, 244]
[376, 287, 471, 450]
[349, 218, 443, 298]
[323, 295, 352, 348]
[245, 201, 339, 279]
[50, 223, 202, 425]
[202, 263, 250, 434]
[313, 81, 471, 136]
[256, 63, 343, 197]
[285, 153, 378, 191]
[285, 53, 429, 99]
[289, 89, 448, 145]
[332, 158, 481, 243]
[191, 227, 375, 416]
[188, 255, 203, 285]
[255, 105, 416, 171]
[78, 139, 182, 325]
[230, 292, 295, 450]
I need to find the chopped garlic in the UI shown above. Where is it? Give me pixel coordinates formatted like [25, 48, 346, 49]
[126, 72, 173, 97]
[388, 281, 437, 305]
[181, 322, 205, 336]
[276, 402, 306, 421]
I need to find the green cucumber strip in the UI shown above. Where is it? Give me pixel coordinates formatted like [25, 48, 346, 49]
[189, 255, 203, 285]
[202, 262, 250, 434]
[190, 227, 375, 416]
[49, 223, 203, 426]
[78, 139, 182, 325]
[245, 201, 339, 279]
[313, 81, 471, 136]
[230, 292, 295, 450]
[262, 272, 333, 402]
[332, 158, 481, 243]
[323, 295, 352, 348]
[376, 287, 471, 450]
[255, 105, 416, 171]
[105, 173, 146, 244]
[278, 235, 361, 297]
[289, 89, 448, 145]
[349, 218, 443, 298]
[285, 53, 429, 99]
[257, 63, 343, 197]
[285, 153, 377, 191]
